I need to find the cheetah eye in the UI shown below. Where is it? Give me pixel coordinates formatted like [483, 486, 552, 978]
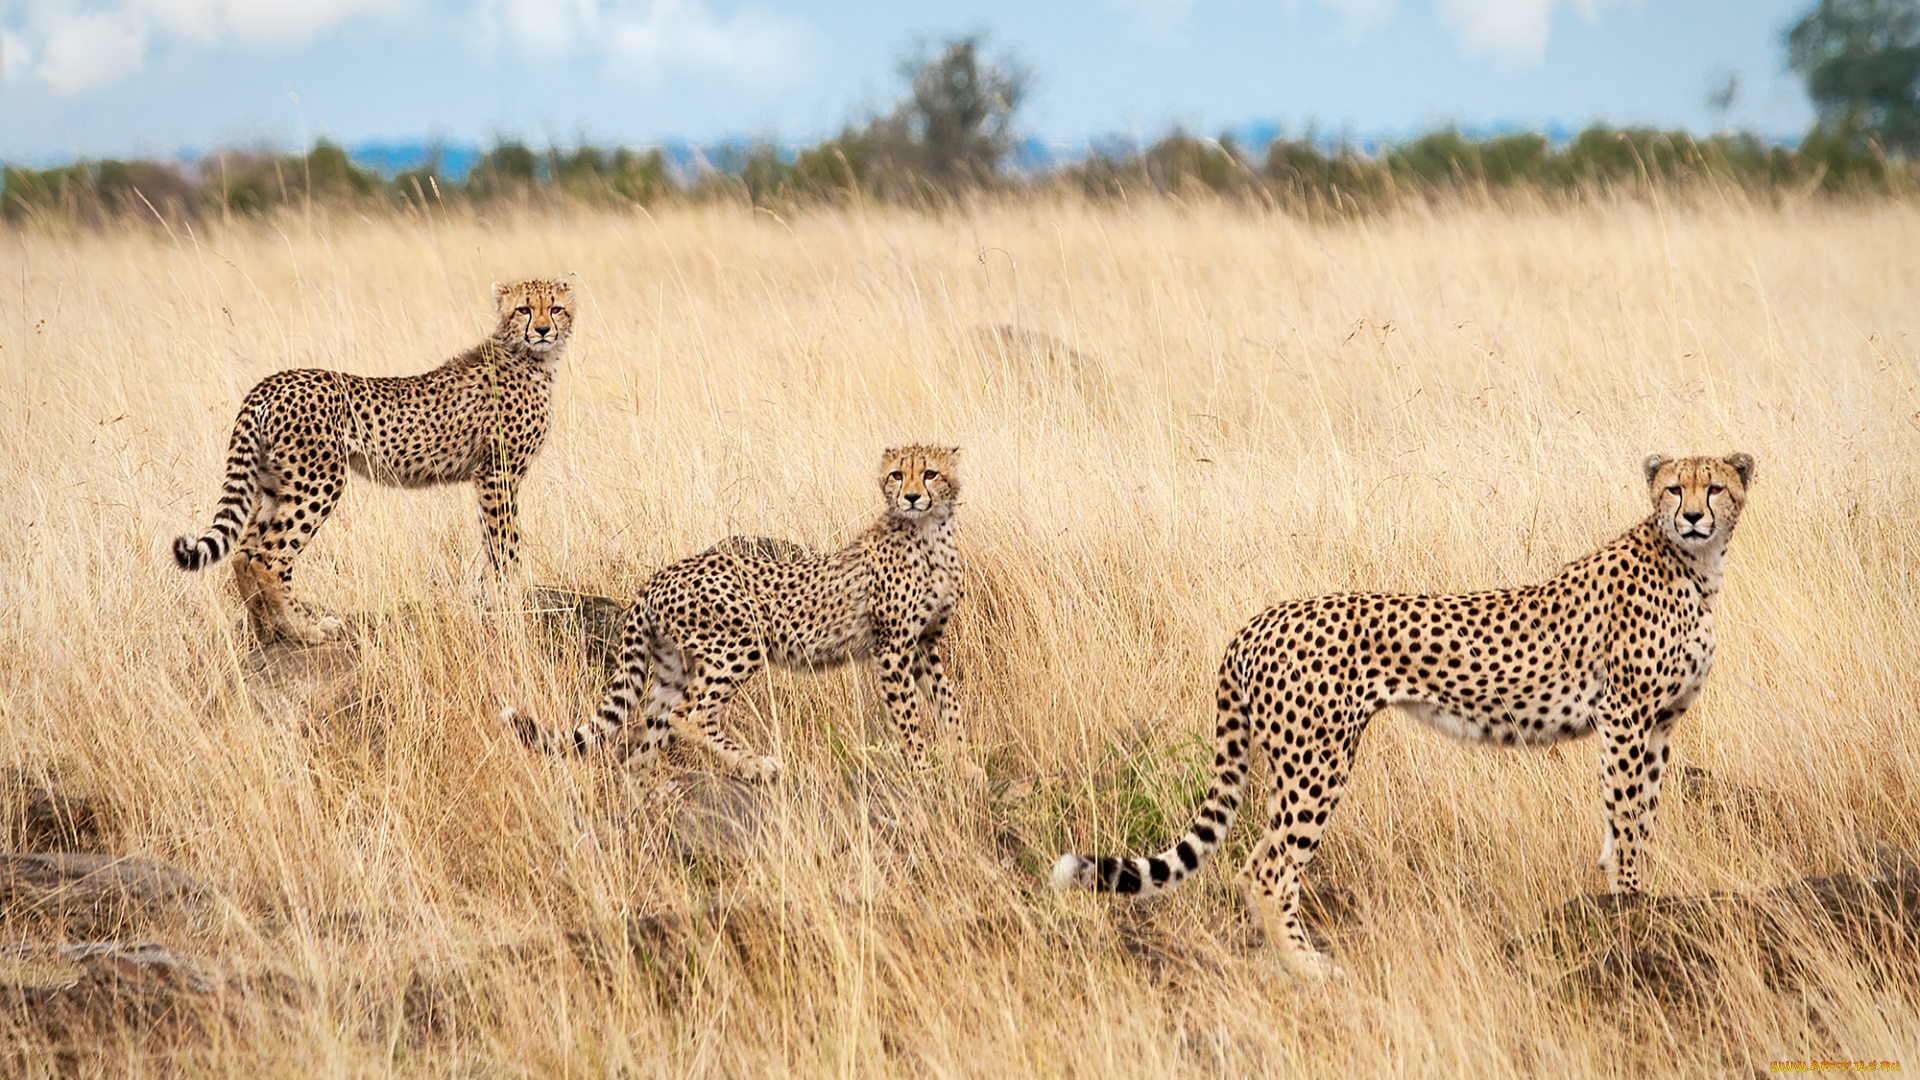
[515, 305, 532, 315]
[1708, 484, 1724, 495]
[889, 470, 904, 481]
[1666, 485, 1682, 496]
[923, 470, 938, 481]
[549, 306, 563, 315]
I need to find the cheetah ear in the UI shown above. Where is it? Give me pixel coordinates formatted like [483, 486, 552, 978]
[553, 278, 574, 295]
[1723, 452, 1756, 487]
[491, 281, 507, 302]
[946, 445, 960, 457]
[1642, 453, 1671, 482]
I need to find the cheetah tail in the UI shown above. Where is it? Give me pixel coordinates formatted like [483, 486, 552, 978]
[173, 404, 263, 571]
[502, 600, 662, 759]
[1050, 651, 1254, 898]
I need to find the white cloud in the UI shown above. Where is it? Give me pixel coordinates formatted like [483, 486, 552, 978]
[0, 29, 32, 84]
[139, 0, 401, 46]
[1433, 0, 1614, 63]
[602, 0, 801, 83]
[486, 0, 601, 56]
[1105, 0, 1202, 36]
[4, 0, 399, 95]
[2, 0, 804, 97]
[1436, 0, 1550, 60]
[38, 13, 146, 95]
[1283, 0, 1400, 37]
[1281, 0, 1616, 63]
[464, 0, 806, 84]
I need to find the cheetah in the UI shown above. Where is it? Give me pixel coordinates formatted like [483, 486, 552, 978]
[173, 279, 575, 644]
[1053, 453, 1756, 978]
[504, 445, 963, 780]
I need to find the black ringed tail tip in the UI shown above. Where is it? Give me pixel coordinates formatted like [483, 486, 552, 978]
[173, 535, 211, 570]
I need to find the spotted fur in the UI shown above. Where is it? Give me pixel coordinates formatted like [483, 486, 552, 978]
[505, 445, 964, 779]
[1052, 453, 1757, 978]
[173, 279, 575, 643]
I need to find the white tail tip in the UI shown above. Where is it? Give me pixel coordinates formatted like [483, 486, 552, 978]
[1050, 854, 1089, 891]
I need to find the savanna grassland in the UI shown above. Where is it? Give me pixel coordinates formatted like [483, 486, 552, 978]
[1, 194, 1917, 1076]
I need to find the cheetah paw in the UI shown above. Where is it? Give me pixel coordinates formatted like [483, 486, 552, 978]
[1288, 951, 1347, 983]
[734, 755, 784, 783]
[952, 757, 988, 787]
[276, 614, 345, 646]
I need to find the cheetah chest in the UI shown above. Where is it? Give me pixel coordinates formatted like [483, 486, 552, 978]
[913, 533, 961, 636]
[1663, 606, 1717, 711]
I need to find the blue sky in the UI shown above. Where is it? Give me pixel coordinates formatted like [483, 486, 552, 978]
[1, 0, 1819, 165]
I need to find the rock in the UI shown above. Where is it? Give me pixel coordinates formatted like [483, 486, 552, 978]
[1675, 764, 1790, 828]
[2, 770, 111, 852]
[974, 323, 1119, 419]
[528, 539, 817, 675]
[526, 587, 631, 674]
[0, 941, 214, 1044]
[1528, 860, 1920, 1003]
[239, 635, 365, 727]
[570, 902, 803, 1003]
[702, 536, 817, 563]
[655, 770, 773, 858]
[0, 853, 215, 937]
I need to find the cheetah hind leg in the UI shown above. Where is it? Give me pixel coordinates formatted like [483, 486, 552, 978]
[672, 659, 782, 782]
[1236, 835, 1347, 981]
[234, 553, 343, 645]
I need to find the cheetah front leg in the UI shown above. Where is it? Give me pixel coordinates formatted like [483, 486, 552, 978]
[1597, 715, 1670, 892]
[876, 637, 933, 770]
[910, 623, 982, 781]
[472, 462, 531, 612]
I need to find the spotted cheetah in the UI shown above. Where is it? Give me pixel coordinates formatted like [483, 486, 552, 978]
[1053, 453, 1756, 978]
[504, 445, 963, 779]
[173, 279, 575, 644]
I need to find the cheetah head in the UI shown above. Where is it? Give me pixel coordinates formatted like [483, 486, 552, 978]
[880, 445, 960, 521]
[491, 278, 575, 357]
[1644, 452, 1756, 550]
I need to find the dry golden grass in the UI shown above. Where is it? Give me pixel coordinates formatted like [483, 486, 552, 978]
[1, 194, 1917, 1076]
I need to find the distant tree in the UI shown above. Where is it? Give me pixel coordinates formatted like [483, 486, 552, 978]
[303, 140, 378, 198]
[466, 140, 542, 200]
[1787, 0, 1920, 155]
[896, 35, 1031, 187]
[1143, 132, 1254, 196]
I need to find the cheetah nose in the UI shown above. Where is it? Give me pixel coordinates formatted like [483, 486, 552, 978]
[903, 493, 922, 505]
[1682, 511, 1704, 524]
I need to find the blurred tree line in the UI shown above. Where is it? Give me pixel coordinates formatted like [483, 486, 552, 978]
[1789, 0, 1920, 156]
[6, 19, 1919, 227]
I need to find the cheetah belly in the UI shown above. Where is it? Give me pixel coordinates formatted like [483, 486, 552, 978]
[1394, 669, 1603, 748]
[343, 431, 481, 488]
[762, 571, 876, 669]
